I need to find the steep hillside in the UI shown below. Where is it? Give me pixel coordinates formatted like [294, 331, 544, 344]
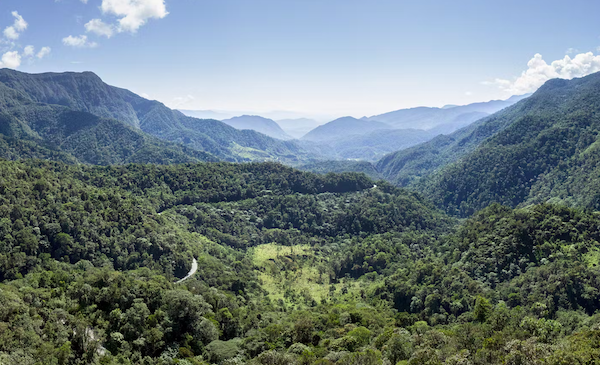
[0, 100, 216, 165]
[222, 115, 293, 140]
[419, 72, 600, 216]
[0, 69, 317, 163]
[302, 116, 391, 142]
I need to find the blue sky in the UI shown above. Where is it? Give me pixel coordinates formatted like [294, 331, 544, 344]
[1, 0, 600, 118]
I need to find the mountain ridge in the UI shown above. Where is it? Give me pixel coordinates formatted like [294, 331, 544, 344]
[0, 68, 318, 164]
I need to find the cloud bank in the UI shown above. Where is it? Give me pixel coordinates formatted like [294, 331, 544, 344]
[101, 0, 168, 33]
[491, 52, 600, 94]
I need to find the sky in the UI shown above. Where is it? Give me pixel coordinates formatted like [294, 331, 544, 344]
[1, 0, 600, 119]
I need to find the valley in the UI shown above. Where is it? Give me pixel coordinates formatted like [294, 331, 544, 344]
[1, 37, 600, 365]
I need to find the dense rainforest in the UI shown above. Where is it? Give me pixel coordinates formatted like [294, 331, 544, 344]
[1, 159, 600, 365]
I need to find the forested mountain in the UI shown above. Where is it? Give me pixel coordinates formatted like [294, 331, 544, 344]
[221, 115, 293, 140]
[0, 84, 216, 164]
[376, 86, 567, 189]
[0, 69, 317, 164]
[416, 72, 600, 216]
[367, 94, 529, 130]
[301, 117, 391, 142]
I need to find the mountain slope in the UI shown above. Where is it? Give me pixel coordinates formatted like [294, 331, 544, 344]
[418, 72, 600, 216]
[301, 116, 391, 142]
[221, 115, 293, 140]
[376, 95, 540, 187]
[0, 95, 217, 165]
[0, 69, 317, 163]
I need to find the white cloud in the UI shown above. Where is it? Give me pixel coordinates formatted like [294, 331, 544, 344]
[37, 47, 51, 59]
[11, 11, 27, 31]
[85, 19, 115, 38]
[3, 11, 28, 40]
[101, 0, 168, 33]
[23, 45, 34, 57]
[3, 27, 18, 40]
[62, 35, 98, 48]
[81, 0, 89, 3]
[488, 52, 600, 94]
[0, 51, 21, 69]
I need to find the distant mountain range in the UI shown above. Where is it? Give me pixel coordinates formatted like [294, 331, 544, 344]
[366, 94, 530, 129]
[221, 115, 293, 140]
[289, 96, 527, 161]
[0, 69, 319, 165]
[179, 96, 528, 163]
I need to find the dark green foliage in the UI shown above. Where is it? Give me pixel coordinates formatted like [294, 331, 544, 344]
[0, 159, 398, 363]
[298, 160, 381, 180]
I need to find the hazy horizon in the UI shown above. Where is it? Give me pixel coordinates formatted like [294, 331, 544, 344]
[1, 0, 600, 116]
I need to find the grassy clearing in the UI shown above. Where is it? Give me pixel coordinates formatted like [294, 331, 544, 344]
[251, 243, 362, 306]
[584, 247, 600, 268]
[231, 143, 272, 160]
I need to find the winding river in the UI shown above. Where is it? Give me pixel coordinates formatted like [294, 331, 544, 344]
[175, 258, 198, 284]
